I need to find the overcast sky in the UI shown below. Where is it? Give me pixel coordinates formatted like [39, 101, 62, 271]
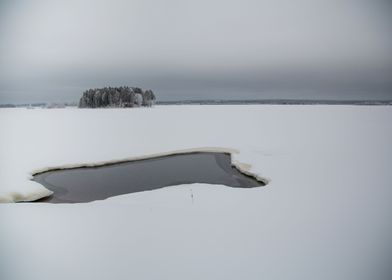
[0, 0, 391, 103]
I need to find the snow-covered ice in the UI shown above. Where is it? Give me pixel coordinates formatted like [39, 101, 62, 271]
[1, 105, 392, 280]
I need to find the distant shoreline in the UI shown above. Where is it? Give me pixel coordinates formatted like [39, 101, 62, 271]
[157, 99, 392, 106]
[1, 99, 392, 108]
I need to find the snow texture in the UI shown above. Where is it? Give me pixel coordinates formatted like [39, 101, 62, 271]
[1, 105, 392, 280]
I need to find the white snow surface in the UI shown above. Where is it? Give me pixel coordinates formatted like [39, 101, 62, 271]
[1, 105, 392, 280]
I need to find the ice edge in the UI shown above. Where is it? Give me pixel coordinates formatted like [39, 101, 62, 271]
[9, 147, 269, 203]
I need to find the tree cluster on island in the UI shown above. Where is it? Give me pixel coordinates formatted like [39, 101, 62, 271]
[78, 86, 156, 108]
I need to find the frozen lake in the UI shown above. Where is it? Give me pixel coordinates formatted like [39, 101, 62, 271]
[1, 105, 391, 280]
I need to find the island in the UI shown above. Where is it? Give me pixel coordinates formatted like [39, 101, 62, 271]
[79, 86, 156, 108]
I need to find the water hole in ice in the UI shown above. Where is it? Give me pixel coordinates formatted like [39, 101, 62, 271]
[33, 152, 266, 203]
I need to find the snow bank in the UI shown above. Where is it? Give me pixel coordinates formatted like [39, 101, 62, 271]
[1, 105, 392, 280]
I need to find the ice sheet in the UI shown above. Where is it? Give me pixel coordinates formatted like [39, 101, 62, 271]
[1, 105, 392, 280]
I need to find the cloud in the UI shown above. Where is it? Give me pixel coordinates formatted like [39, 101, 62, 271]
[0, 0, 391, 102]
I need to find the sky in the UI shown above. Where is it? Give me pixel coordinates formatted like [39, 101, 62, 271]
[0, 0, 391, 103]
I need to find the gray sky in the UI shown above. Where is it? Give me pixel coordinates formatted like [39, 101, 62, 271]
[0, 0, 391, 103]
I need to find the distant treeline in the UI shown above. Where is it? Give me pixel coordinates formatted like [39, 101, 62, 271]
[0, 104, 16, 108]
[79, 86, 156, 108]
[157, 99, 392, 106]
[0, 102, 76, 108]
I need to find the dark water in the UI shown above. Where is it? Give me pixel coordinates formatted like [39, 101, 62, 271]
[33, 152, 265, 203]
